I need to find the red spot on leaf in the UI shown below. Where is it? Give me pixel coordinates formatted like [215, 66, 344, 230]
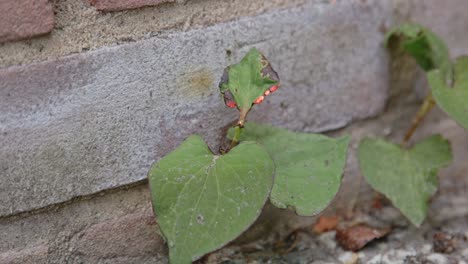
[226, 100, 237, 108]
[269, 84, 280, 93]
[253, 96, 265, 104]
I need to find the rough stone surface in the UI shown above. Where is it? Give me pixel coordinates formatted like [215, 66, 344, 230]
[0, 0, 306, 68]
[89, 0, 175, 11]
[0, 242, 48, 264]
[0, 0, 54, 43]
[0, 184, 168, 264]
[0, 1, 391, 217]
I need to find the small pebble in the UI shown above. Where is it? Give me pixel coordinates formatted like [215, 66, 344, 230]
[338, 251, 359, 264]
[426, 253, 449, 264]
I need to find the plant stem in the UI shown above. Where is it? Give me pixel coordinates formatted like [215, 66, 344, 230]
[230, 125, 242, 150]
[402, 93, 436, 146]
[238, 109, 249, 127]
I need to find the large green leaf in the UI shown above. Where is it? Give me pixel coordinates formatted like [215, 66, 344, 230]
[148, 135, 274, 263]
[358, 135, 452, 226]
[219, 48, 279, 124]
[229, 123, 349, 216]
[385, 23, 453, 85]
[428, 56, 468, 129]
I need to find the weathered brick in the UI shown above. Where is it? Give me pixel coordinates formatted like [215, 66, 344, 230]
[0, 0, 54, 43]
[0, 184, 168, 264]
[0, 243, 48, 264]
[75, 208, 165, 258]
[0, 1, 392, 217]
[89, 0, 175, 11]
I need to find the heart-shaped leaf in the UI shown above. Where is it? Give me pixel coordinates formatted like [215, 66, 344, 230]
[148, 135, 274, 263]
[219, 48, 279, 125]
[229, 123, 349, 216]
[385, 23, 453, 84]
[428, 56, 468, 129]
[358, 135, 452, 226]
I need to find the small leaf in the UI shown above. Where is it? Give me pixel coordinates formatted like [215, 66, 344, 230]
[358, 135, 452, 226]
[148, 135, 274, 263]
[428, 56, 468, 129]
[385, 23, 453, 85]
[229, 123, 349, 216]
[219, 48, 279, 125]
[336, 224, 391, 252]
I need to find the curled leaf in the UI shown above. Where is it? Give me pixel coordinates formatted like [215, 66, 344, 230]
[336, 224, 391, 251]
[385, 23, 453, 85]
[219, 48, 280, 126]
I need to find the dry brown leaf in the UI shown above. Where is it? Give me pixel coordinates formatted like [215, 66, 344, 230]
[336, 224, 390, 251]
[313, 215, 340, 233]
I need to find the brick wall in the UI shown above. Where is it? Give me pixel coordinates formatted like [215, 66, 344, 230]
[0, 0, 173, 43]
[1, 0, 468, 263]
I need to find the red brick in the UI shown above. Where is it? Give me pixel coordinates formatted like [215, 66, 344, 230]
[0, 0, 54, 43]
[89, 0, 175, 11]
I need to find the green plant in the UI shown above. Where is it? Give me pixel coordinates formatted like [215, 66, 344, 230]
[358, 23, 468, 226]
[148, 48, 349, 263]
[148, 24, 466, 263]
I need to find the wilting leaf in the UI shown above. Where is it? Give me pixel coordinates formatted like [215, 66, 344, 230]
[229, 122, 349, 216]
[219, 48, 279, 124]
[358, 135, 452, 226]
[148, 135, 274, 263]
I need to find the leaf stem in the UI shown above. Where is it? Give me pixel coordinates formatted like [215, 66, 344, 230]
[230, 125, 243, 150]
[238, 109, 249, 127]
[401, 93, 436, 146]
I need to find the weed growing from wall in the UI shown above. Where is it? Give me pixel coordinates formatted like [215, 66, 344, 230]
[147, 24, 466, 263]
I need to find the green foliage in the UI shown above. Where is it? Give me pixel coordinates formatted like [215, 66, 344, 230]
[372, 23, 464, 225]
[229, 122, 349, 216]
[386, 23, 468, 130]
[148, 135, 274, 263]
[148, 49, 350, 263]
[385, 23, 453, 84]
[219, 48, 278, 123]
[147, 35, 465, 262]
[428, 56, 468, 129]
[358, 136, 452, 226]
